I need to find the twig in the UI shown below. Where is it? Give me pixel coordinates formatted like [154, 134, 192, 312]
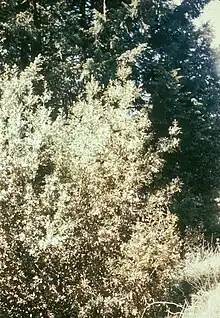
[141, 301, 185, 318]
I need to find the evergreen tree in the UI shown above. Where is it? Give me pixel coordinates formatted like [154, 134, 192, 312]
[82, 0, 220, 235]
[138, 3, 220, 235]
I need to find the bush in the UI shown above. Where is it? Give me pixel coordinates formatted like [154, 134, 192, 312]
[0, 56, 181, 317]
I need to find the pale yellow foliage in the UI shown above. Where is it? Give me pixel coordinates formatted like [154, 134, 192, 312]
[0, 57, 181, 317]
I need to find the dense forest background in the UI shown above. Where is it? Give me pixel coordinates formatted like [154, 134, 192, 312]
[0, 0, 220, 317]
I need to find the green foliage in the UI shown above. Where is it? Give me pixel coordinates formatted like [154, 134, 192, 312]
[0, 58, 181, 317]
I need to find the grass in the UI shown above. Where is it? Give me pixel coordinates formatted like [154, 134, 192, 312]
[181, 283, 220, 318]
[168, 243, 220, 318]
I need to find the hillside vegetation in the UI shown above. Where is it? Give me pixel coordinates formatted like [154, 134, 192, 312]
[0, 0, 220, 317]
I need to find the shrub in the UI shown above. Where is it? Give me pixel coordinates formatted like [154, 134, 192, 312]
[0, 56, 181, 317]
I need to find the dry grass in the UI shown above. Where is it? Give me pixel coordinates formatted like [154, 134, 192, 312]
[169, 244, 220, 318]
[182, 283, 220, 318]
[182, 244, 220, 290]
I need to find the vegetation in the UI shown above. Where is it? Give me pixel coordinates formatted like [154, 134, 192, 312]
[0, 55, 182, 317]
[169, 244, 220, 318]
[0, 0, 220, 317]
